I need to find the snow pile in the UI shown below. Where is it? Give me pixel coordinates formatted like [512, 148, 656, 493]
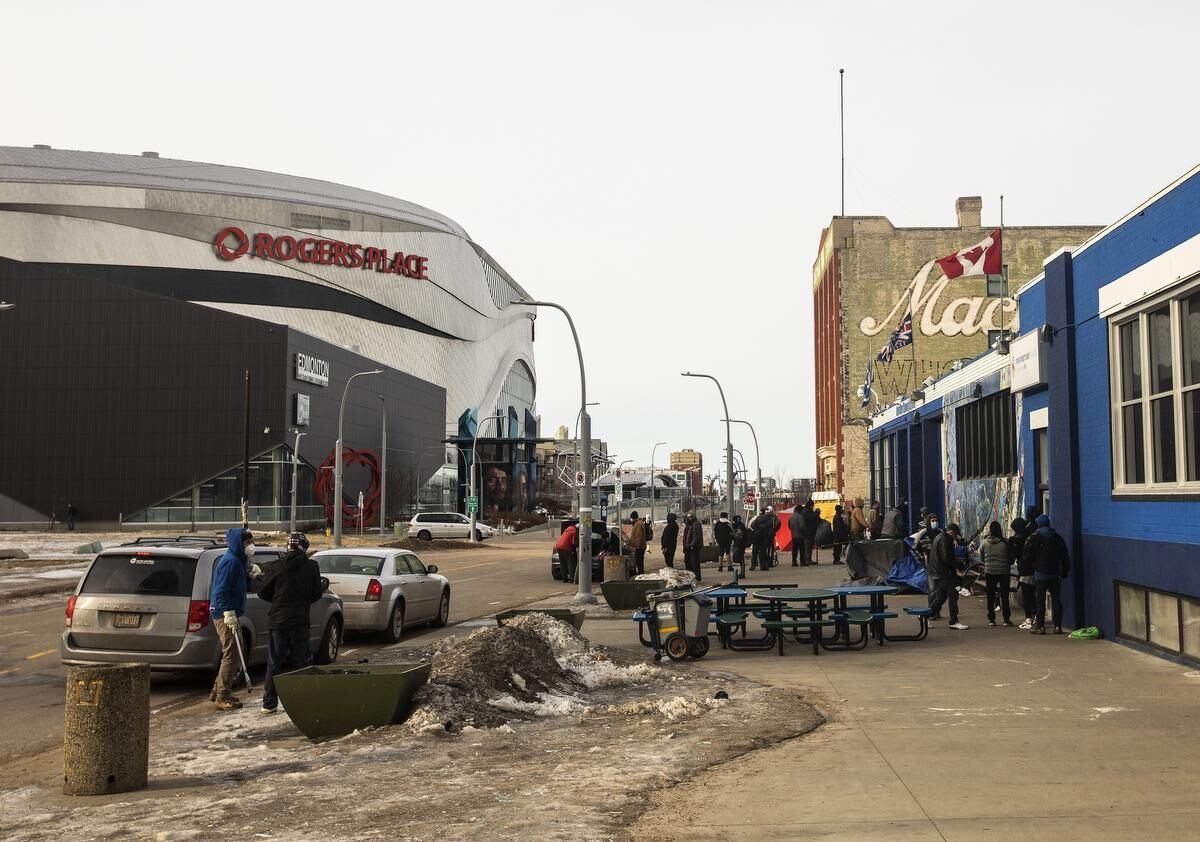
[635, 566, 696, 587]
[404, 617, 582, 732]
[401, 612, 676, 732]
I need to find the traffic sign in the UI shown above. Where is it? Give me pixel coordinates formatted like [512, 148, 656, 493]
[744, 489, 757, 505]
[575, 470, 586, 487]
[467, 496, 479, 513]
[614, 481, 624, 496]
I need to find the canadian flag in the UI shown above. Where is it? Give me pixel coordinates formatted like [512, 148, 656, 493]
[935, 228, 1002, 279]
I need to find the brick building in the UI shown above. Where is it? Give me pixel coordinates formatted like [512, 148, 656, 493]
[669, 449, 704, 495]
[813, 197, 1099, 502]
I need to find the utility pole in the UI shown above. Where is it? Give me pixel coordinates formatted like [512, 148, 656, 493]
[242, 369, 250, 528]
[289, 429, 306, 533]
[379, 394, 387, 538]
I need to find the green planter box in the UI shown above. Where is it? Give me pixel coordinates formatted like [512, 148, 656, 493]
[272, 663, 431, 740]
[495, 608, 586, 631]
[600, 579, 666, 611]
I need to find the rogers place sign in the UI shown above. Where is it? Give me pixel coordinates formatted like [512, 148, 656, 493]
[213, 226, 429, 279]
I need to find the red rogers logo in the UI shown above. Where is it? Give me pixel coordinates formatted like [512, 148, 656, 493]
[213, 226, 429, 279]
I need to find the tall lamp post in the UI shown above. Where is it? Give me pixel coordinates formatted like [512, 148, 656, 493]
[614, 458, 632, 549]
[682, 372, 734, 540]
[289, 429, 306, 533]
[378, 394, 387, 538]
[724, 418, 762, 516]
[571, 402, 600, 519]
[333, 369, 384, 548]
[469, 413, 502, 544]
[649, 441, 666, 529]
[525, 300, 596, 604]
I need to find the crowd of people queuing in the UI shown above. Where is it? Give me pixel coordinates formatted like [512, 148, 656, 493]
[555, 497, 1071, 635]
[911, 504, 1071, 634]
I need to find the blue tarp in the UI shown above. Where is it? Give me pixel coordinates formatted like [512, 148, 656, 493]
[887, 540, 929, 594]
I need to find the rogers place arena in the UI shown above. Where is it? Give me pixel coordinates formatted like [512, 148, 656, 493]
[0, 146, 539, 528]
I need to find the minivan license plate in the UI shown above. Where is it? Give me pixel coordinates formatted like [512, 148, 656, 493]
[113, 613, 142, 628]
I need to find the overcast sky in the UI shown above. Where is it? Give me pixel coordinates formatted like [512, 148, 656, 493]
[8, 1, 1200, 482]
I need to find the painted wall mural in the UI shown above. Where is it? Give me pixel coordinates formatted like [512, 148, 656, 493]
[941, 368, 1026, 549]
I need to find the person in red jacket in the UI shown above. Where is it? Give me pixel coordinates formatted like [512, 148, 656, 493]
[555, 521, 580, 583]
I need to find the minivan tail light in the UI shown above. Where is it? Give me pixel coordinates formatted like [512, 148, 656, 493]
[187, 600, 211, 633]
[365, 579, 383, 601]
[65, 595, 77, 627]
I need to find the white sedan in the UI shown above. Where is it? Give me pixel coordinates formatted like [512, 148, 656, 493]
[312, 548, 450, 642]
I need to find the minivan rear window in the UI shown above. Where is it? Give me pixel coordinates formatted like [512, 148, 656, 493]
[81, 554, 198, 597]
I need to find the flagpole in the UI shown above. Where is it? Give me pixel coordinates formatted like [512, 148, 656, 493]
[909, 310, 917, 393]
[1000, 194, 1008, 334]
[839, 68, 845, 217]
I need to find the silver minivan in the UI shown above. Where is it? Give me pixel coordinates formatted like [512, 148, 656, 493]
[409, 512, 496, 541]
[61, 536, 344, 671]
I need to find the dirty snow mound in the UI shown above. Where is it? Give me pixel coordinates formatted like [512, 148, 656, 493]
[401, 620, 583, 732]
[400, 613, 673, 732]
[635, 566, 695, 586]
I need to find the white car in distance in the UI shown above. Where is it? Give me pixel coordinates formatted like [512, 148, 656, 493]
[409, 512, 496, 541]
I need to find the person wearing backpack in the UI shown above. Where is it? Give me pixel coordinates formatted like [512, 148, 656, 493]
[731, 514, 749, 577]
[1008, 517, 1034, 628]
[1023, 515, 1071, 634]
[628, 511, 649, 576]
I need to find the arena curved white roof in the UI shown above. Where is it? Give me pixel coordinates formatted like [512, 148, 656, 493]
[0, 145, 469, 239]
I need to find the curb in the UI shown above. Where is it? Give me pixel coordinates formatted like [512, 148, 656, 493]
[0, 578, 79, 603]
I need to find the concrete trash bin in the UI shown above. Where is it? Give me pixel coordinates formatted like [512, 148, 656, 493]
[604, 555, 629, 581]
[63, 662, 149, 796]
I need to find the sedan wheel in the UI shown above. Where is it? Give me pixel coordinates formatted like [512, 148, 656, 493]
[431, 590, 450, 627]
[316, 617, 342, 665]
[383, 600, 405, 643]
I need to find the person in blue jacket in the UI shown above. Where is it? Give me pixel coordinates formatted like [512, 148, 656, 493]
[210, 527, 257, 710]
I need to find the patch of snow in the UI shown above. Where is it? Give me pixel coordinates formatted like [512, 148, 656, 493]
[635, 567, 695, 587]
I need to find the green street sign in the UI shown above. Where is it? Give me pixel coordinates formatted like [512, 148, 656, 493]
[467, 496, 479, 513]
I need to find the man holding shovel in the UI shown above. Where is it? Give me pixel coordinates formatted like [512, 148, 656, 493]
[210, 527, 257, 711]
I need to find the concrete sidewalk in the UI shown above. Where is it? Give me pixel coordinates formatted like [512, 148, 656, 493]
[580, 555, 1200, 841]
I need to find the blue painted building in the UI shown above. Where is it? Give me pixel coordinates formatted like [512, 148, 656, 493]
[869, 164, 1200, 663]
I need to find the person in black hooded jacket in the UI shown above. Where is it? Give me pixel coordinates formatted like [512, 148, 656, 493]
[258, 532, 324, 713]
[660, 512, 679, 568]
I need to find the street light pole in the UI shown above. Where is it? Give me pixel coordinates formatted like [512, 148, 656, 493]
[649, 441, 666, 530]
[469, 413, 502, 544]
[378, 394, 387, 538]
[724, 418, 762, 516]
[334, 369, 384, 548]
[682, 372, 734, 540]
[525, 300, 596, 604]
[289, 429, 306, 533]
[571, 402, 599, 520]
[615, 458, 632, 551]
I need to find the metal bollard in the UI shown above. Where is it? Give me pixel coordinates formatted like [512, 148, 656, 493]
[63, 662, 150, 795]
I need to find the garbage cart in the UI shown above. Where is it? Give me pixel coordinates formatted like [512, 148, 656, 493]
[645, 585, 715, 662]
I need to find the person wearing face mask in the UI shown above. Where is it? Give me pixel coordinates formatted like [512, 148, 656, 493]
[928, 523, 968, 629]
[209, 527, 256, 711]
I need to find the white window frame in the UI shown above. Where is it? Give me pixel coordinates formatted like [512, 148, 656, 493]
[1109, 274, 1200, 495]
